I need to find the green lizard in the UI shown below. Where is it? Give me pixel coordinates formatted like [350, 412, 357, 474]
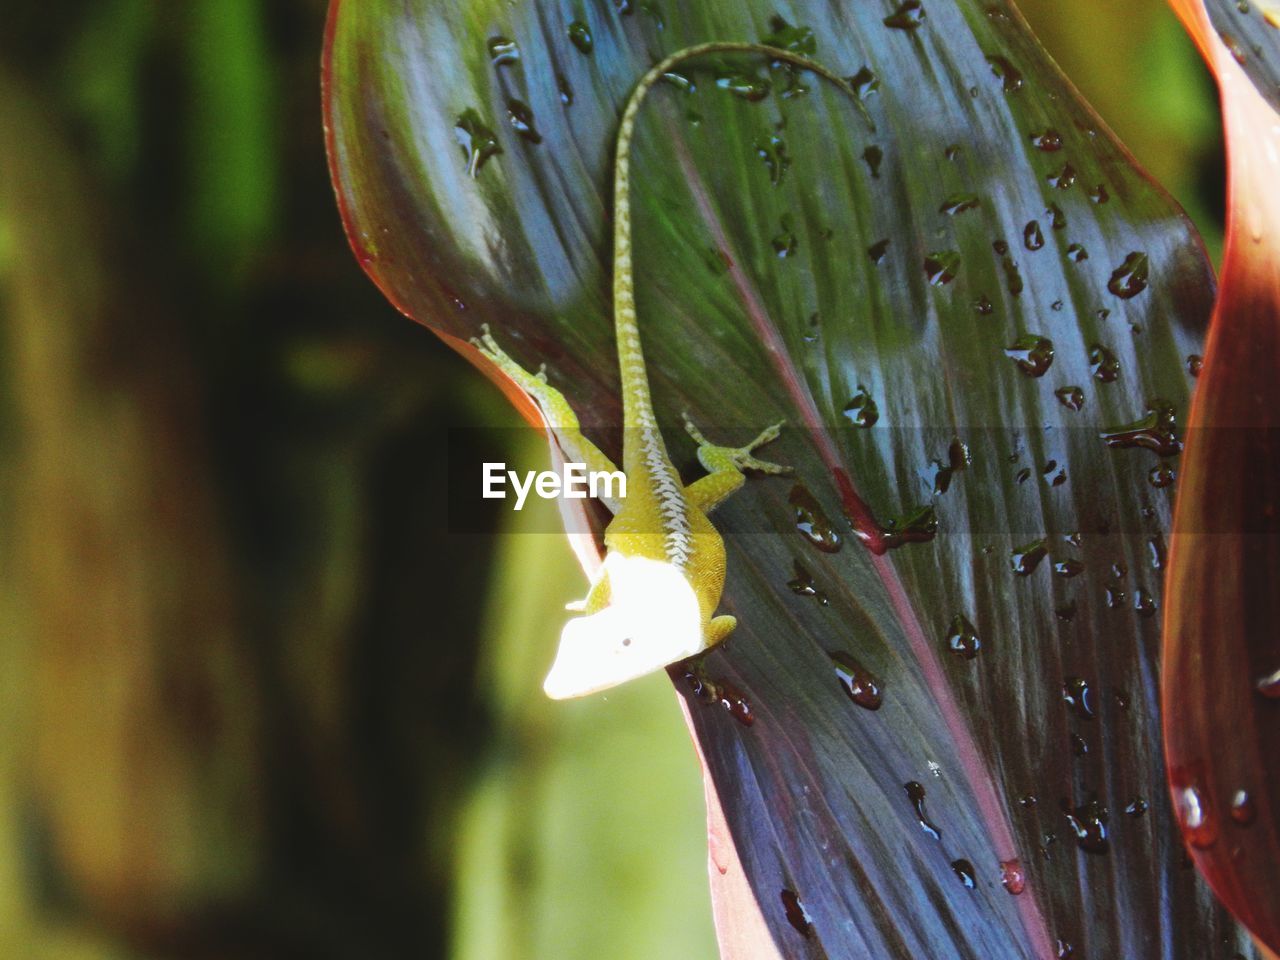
[473, 42, 861, 698]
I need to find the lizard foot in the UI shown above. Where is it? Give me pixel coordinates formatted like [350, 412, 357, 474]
[683, 414, 791, 475]
[469, 322, 509, 364]
[470, 324, 555, 396]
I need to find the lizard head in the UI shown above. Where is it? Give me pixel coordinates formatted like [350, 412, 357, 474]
[542, 553, 705, 699]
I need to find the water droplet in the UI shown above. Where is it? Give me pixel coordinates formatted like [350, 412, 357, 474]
[1133, 589, 1157, 617]
[567, 20, 594, 53]
[1255, 668, 1280, 697]
[761, 14, 816, 54]
[488, 36, 520, 66]
[788, 560, 829, 604]
[945, 143, 961, 160]
[791, 485, 842, 552]
[715, 68, 771, 101]
[905, 781, 942, 839]
[924, 250, 961, 285]
[1015, 466, 1032, 484]
[755, 135, 791, 186]
[1066, 243, 1088, 262]
[1088, 343, 1120, 383]
[1057, 939, 1075, 958]
[772, 220, 797, 258]
[1062, 796, 1109, 854]
[1088, 182, 1110, 204]
[1099, 399, 1179, 455]
[1038, 834, 1057, 861]
[863, 145, 884, 178]
[780, 889, 813, 937]
[1002, 256, 1024, 296]
[884, 1, 926, 29]
[1047, 203, 1067, 230]
[1108, 251, 1149, 299]
[721, 684, 754, 725]
[846, 66, 880, 98]
[1053, 558, 1084, 578]
[1047, 163, 1077, 189]
[455, 108, 503, 177]
[876, 505, 939, 549]
[940, 193, 981, 216]
[993, 239, 1010, 255]
[1070, 733, 1088, 757]
[1148, 465, 1175, 488]
[1230, 789, 1257, 825]
[1001, 858, 1026, 894]
[973, 295, 993, 315]
[1124, 797, 1148, 817]
[1010, 538, 1048, 575]
[1019, 793, 1038, 808]
[557, 73, 574, 105]
[931, 461, 955, 495]
[1186, 353, 1203, 377]
[867, 238, 890, 264]
[1145, 534, 1166, 571]
[636, 0, 664, 27]
[506, 99, 542, 143]
[1031, 128, 1063, 151]
[1063, 677, 1096, 720]
[1055, 386, 1084, 411]
[1176, 785, 1217, 848]
[1005, 335, 1054, 377]
[1055, 599, 1077, 622]
[1023, 220, 1045, 250]
[682, 668, 755, 725]
[951, 859, 977, 888]
[945, 614, 981, 660]
[843, 386, 879, 427]
[832, 651, 883, 710]
[987, 54, 1023, 91]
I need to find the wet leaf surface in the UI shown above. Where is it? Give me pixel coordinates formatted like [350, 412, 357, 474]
[326, 0, 1259, 955]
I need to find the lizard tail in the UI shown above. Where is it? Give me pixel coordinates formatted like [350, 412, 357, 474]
[610, 41, 872, 430]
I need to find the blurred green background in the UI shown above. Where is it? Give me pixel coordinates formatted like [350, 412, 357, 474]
[0, 1, 1220, 957]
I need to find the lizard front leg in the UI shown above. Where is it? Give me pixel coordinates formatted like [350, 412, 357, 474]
[471, 324, 626, 514]
[681, 415, 790, 514]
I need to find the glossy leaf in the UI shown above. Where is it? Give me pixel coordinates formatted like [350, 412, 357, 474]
[326, 0, 1256, 955]
[1165, 1, 1280, 953]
